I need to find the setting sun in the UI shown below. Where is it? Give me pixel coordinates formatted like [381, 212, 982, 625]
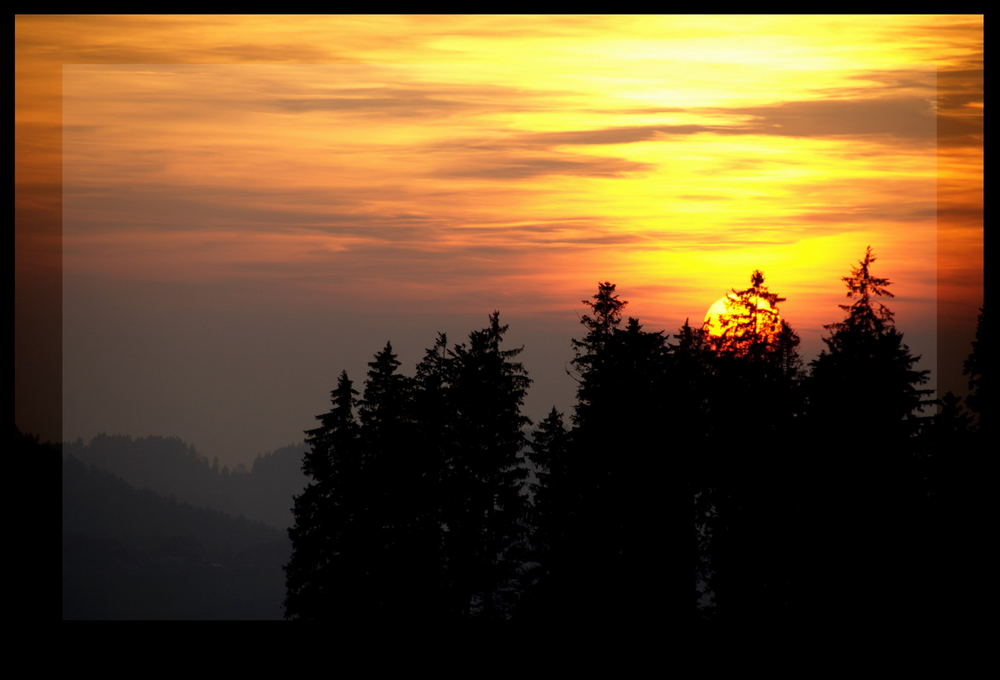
[703, 292, 781, 341]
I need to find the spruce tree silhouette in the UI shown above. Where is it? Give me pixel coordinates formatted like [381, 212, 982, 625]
[810, 247, 931, 439]
[612, 316, 695, 629]
[285, 371, 364, 622]
[709, 269, 785, 358]
[408, 332, 453, 621]
[804, 246, 932, 629]
[670, 319, 719, 622]
[517, 407, 570, 622]
[440, 311, 531, 621]
[555, 282, 698, 630]
[358, 341, 429, 621]
[527, 409, 569, 558]
[559, 281, 631, 626]
[700, 270, 803, 628]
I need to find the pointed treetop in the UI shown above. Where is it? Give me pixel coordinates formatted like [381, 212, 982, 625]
[302, 369, 358, 479]
[829, 246, 896, 334]
[731, 269, 785, 307]
[576, 281, 627, 350]
[333, 370, 358, 405]
[544, 406, 564, 422]
[708, 270, 785, 355]
[368, 341, 401, 372]
[844, 246, 893, 301]
[584, 282, 626, 326]
[487, 310, 508, 351]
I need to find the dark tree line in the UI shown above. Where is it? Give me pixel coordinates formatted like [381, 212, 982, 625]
[285, 247, 983, 631]
[286, 313, 531, 624]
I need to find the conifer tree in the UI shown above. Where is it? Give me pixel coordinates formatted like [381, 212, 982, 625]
[809, 246, 932, 442]
[670, 319, 718, 619]
[409, 333, 453, 617]
[562, 284, 634, 623]
[519, 407, 570, 619]
[284, 371, 362, 621]
[699, 271, 802, 626]
[526, 407, 569, 565]
[358, 341, 424, 619]
[710, 269, 785, 358]
[563, 283, 697, 627]
[441, 312, 531, 620]
[803, 246, 932, 628]
[569, 281, 628, 424]
[577, 281, 627, 347]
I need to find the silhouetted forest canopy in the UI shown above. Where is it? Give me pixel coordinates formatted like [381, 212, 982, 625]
[49, 247, 984, 626]
[282, 247, 985, 630]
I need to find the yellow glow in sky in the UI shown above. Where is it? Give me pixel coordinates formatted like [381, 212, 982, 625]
[15, 15, 983, 457]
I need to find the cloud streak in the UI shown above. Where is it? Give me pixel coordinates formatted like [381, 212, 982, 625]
[438, 154, 653, 179]
[501, 96, 938, 149]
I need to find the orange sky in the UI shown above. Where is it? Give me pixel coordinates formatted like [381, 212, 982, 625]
[16, 15, 983, 463]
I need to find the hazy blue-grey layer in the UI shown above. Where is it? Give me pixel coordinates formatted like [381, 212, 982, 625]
[63, 453, 288, 620]
[64, 435, 307, 530]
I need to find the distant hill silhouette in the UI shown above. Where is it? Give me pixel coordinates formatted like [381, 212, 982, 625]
[63, 434, 307, 530]
[63, 453, 288, 619]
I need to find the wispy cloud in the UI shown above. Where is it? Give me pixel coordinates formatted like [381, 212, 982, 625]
[438, 154, 653, 179]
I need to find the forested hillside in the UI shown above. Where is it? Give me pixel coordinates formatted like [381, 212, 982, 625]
[63, 436, 306, 530]
[62, 453, 288, 619]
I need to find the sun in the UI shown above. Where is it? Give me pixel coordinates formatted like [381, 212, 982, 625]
[703, 293, 782, 342]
